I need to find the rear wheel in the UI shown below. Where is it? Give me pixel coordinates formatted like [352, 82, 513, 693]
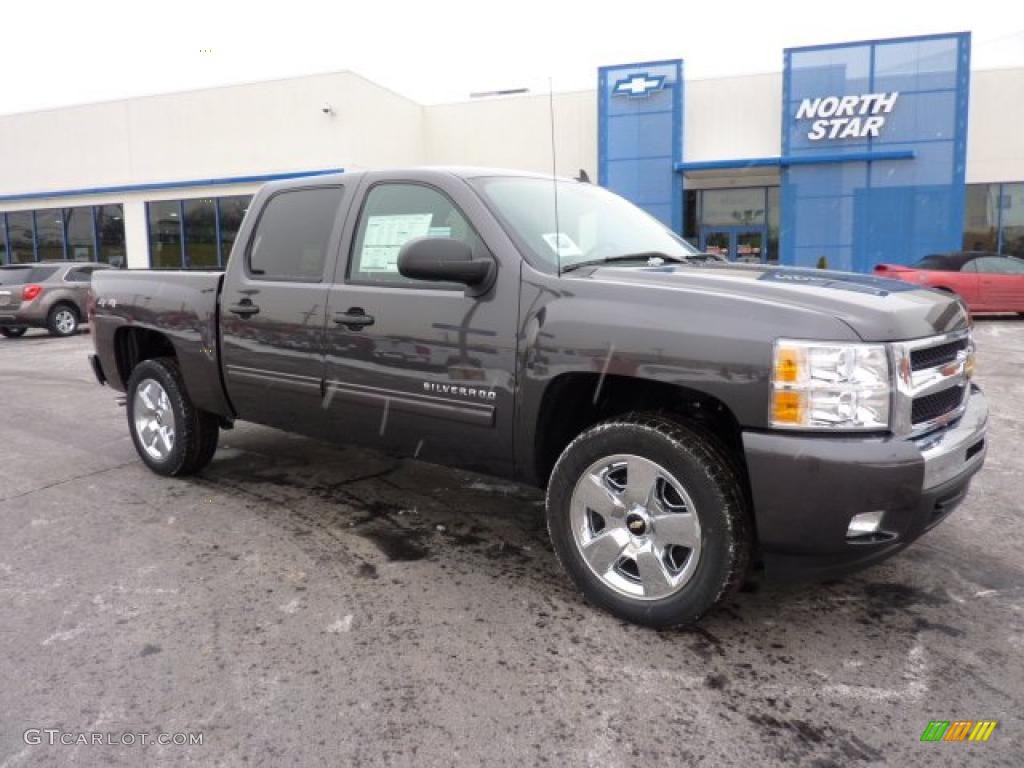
[546, 413, 751, 628]
[126, 357, 219, 476]
[47, 304, 79, 336]
[0, 327, 27, 338]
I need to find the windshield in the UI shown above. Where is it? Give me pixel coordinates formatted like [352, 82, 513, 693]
[470, 177, 698, 272]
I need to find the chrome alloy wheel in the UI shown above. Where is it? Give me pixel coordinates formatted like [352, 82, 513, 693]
[570, 454, 702, 600]
[133, 378, 176, 461]
[54, 308, 76, 334]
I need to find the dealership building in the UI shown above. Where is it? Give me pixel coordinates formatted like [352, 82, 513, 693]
[0, 31, 1021, 272]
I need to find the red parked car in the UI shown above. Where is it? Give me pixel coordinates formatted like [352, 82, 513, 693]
[875, 252, 1024, 314]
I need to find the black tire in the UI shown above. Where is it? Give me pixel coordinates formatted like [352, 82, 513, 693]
[0, 327, 27, 338]
[126, 357, 219, 477]
[546, 412, 751, 628]
[46, 303, 79, 336]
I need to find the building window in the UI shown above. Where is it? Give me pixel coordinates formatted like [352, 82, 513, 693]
[146, 194, 253, 269]
[0, 205, 126, 266]
[962, 182, 1024, 258]
[6, 211, 35, 263]
[35, 210, 65, 260]
[183, 198, 218, 268]
[64, 206, 96, 261]
[148, 201, 183, 268]
[682, 190, 698, 244]
[767, 187, 780, 264]
[962, 184, 999, 252]
[700, 188, 766, 227]
[96, 205, 126, 266]
[1001, 183, 1024, 258]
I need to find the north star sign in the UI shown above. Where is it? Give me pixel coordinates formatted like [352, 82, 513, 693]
[795, 92, 900, 140]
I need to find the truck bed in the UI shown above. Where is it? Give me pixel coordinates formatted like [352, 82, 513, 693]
[90, 269, 232, 418]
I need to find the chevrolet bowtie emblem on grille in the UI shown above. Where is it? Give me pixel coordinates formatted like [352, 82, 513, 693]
[613, 73, 666, 98]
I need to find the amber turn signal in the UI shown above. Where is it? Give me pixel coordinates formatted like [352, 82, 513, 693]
[774, 346, 801, 383]
[771, 390, 806, 425]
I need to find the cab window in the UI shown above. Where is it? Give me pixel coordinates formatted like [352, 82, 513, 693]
[248, 186, 344, 281]
[348, 183, 485, 287]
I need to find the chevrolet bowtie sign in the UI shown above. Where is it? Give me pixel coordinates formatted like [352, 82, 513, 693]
[613, 73, 666, 98]
[795, 91, 900, 140]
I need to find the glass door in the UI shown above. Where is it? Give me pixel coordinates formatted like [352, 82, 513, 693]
[734, 229, 764, 264]
[701, 229, 731, 259]
[700, 226, 767, 263]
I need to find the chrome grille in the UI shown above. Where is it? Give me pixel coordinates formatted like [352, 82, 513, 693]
[910, 338, 967, 371]
[912, 385, 966, 425]
[891, 330, 971, 437]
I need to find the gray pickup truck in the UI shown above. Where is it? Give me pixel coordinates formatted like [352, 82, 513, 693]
[89, 168, 988, 627]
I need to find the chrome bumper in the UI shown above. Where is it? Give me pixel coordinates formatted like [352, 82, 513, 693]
[916, 387, 988, 491]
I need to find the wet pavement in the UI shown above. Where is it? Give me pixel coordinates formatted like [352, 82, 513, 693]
[1, 319, 1022, 767]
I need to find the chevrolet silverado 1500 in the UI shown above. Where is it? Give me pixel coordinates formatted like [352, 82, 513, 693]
[89, 168, 988, 627]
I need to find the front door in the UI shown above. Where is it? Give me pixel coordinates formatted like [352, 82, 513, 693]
[321, 172, 519, 476]
[700, 227, 766, 263]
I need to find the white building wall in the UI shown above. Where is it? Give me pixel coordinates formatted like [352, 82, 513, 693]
[684, 72, 783, 162]
[0, 71, 422, 198]
[966, 68, 1024, 184]
[423, 91, 597, 178]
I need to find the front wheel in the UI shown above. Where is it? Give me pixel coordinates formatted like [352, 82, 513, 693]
[546, 413, 751, 628]
[0, 327, 27, 338]
[126, 357, 219, 476]
[47, 304, 79, 336]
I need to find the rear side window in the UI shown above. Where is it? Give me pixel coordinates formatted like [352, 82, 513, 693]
[66, 266, 96, 283]
[0, 266, 59, 284]
[248, 187, 344, 281]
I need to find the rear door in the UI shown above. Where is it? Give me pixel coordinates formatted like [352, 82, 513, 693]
[973, 255, 1024, 311]
[321, 171, 519, 476]
[63, 265, 105, 313]
[219, 182, 350, 435]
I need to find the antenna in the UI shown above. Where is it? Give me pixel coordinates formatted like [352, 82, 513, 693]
[548, 77, 562, 277]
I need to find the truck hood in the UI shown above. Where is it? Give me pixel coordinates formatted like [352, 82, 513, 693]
[582, 262, 969, 342]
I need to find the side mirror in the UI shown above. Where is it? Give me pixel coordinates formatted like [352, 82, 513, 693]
[397, 237, 495, 296]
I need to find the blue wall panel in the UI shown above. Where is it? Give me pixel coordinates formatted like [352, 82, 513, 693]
[781, 33, 970, 272]
[598, 60, 684, 232]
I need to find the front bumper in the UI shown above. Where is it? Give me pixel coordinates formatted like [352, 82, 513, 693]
[743, 386, 988, 580]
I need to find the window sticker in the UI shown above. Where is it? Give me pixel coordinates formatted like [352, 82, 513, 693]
[542, 232, 583, 258]
[360, 213, 434, 273]
[427, 226, 452, 237]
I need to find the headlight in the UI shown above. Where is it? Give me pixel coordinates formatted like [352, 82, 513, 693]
[771, 339, 890, 430]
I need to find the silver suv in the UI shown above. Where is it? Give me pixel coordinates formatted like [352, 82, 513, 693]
[0, 261, 114, 338]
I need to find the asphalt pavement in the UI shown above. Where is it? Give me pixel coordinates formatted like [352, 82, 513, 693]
[1, 320, 1022, 767]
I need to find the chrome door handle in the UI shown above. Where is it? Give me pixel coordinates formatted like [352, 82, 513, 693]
[334, 308, 374, 328]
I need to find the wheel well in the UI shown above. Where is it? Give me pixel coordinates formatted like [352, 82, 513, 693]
[533, 373, 746, 488]
[50, 300, 79, 317]
[114, 327, 176, 385]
